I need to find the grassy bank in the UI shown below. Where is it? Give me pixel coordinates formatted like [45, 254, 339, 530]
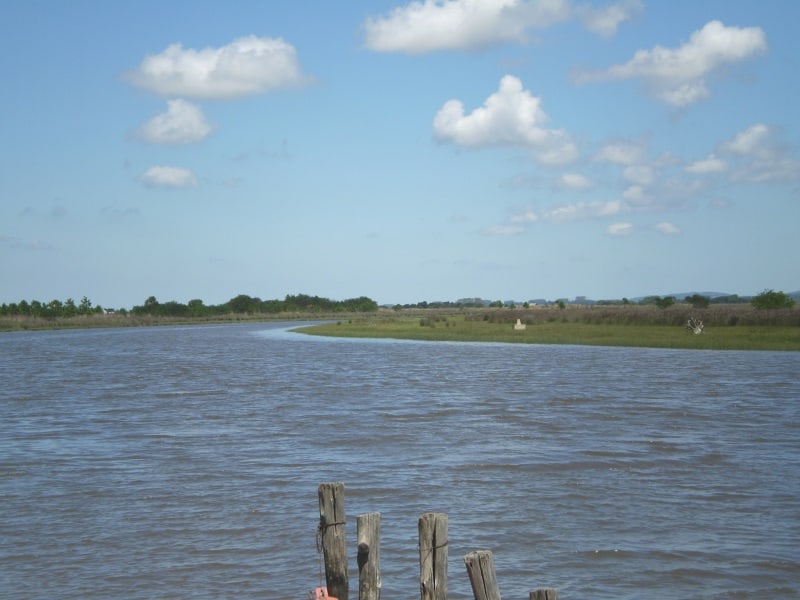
[0, 311, 349, 332]
[296, 306, 800, 351]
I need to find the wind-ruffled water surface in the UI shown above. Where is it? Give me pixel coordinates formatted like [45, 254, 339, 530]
[1, 322, 798, 599]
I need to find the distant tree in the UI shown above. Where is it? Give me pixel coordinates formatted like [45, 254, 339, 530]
[187, 299, 207, 317]
[159, 300, 188, 317]
[79, 296, 93, 315]
[751, 289, 795, 309]
[29, 300, 44, 317]
[556, 300, 566, 309]
[63, 298, 77, 317]
[227, 294, 258, 313]
[655, 296, 676, 309]
[686, 294, 710, 309]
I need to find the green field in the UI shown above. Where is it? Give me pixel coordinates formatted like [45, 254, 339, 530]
[296, 311, 800, 351]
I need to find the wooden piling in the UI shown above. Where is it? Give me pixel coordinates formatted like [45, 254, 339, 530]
[318, 482, 348, 600]
[530, 589, 558, 600]
[357, 512, 381, 600]
[464, 550, 501, 600]
[418, 512, 448, 600]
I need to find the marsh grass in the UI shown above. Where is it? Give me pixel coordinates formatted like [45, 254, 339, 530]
[298, 306, 800, 351]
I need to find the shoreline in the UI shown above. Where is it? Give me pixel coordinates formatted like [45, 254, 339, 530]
[3, 306, 799, 351]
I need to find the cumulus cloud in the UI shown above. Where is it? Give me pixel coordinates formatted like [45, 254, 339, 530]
[607, 222, 634, 236]
[363, 0, 641, 53]
[686, 154, 727, 174]
[622, 185, 647, 203]
[136, 99, 213, 144]
[655, 221, 680, 235]
[575, 20, 767, 106]
[125, 36, 311, 100]
[363, 0, 571, 54]
[719, 124, 800, 182]
[720, 123, 772, 157]
[140, 166, 198, 188]
[559, 172, 592, 190]
[623, 164, 655, 186]
[576, 0, 643, 37]
[433, 75, 578, 165]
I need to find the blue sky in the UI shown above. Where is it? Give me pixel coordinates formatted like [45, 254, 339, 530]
[2, 0, 798, 308]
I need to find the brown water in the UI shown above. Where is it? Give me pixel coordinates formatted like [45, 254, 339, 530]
[1, 322, 798, 598]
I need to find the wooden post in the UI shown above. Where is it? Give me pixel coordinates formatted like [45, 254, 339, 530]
[357, 512, 381, 600]
[464, 550, 501, 600]
[318, 482, 348, 600]
[418, 512, 448, 600]
[530, 589, 558, 600]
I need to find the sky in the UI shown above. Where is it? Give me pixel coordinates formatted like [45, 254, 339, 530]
[2, 0, 798, 308]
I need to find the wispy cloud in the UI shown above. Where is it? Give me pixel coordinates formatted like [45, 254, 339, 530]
[485, 223, 525, 236]
[685, 154, 727, 174]
[655, 221, 680, 235]
[433, 75, 578, 165]
[363, 0, 639, 54]
[488, 199, 625, 234]
[594, 140, 645, 165]
[140, 166, 198, 189]
[576, 0, 643, 37]
[559, 172, 592, 190]
[607, 222, 634, 236]
[125, 36, 312, 100]
[136, 99, 213, 144]
[541, 200, 624, 222]
[575, 20, 767, 106]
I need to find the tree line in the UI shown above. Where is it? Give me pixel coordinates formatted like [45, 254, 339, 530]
[0, 293, 379, 319]
[0, 296, 102, 318]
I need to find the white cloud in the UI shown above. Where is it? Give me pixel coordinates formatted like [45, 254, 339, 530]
[363, 0, 572, 54]
[623, 164, 655, 185]
[720, 124, 800, 182]
[125, 36, 311, 100]
[655, 221, 680, 235]
[136, 99, 213, 144]
[433, 75, 578, 165]
[686, 154, 727, 174]
[510, 209, 539, 224]
[542, 200, 623, 222]
[141, 166, 198, 188]
[577, 0, 643, 37]
[608, 222, 634, 236]
[622, 185, 647, 202]
[559, 172, 592, 190]
[720, 123, 771, 157]
[594, 141, 644, 165]
[576, 20, 767, 106]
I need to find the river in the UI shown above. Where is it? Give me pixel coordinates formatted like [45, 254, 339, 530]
[1, 322, 798, 599]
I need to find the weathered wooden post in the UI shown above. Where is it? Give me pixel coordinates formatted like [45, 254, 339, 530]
[357, 512, 381, 600]
[418, 512, 448, 600]
[464, 550, 501, 600]
[530, 589, 558, 600]
[318, 482, 348, 600]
